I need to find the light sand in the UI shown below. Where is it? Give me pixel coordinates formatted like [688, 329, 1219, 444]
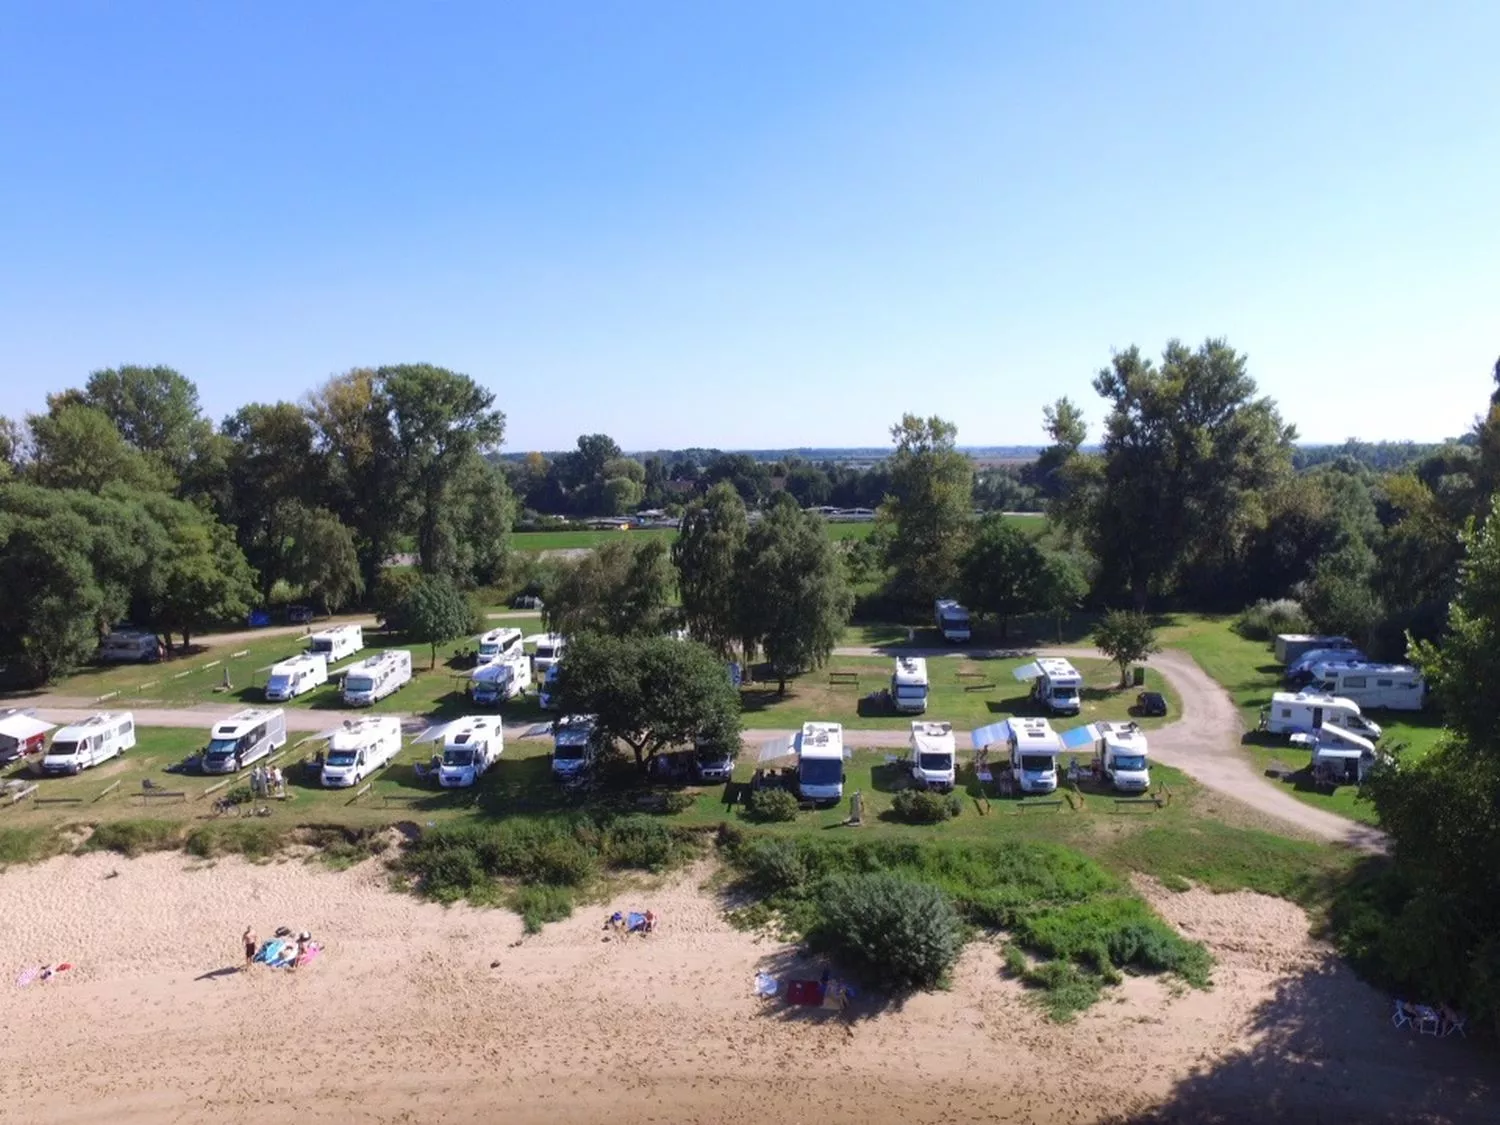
[0, 852, 1490, 1125]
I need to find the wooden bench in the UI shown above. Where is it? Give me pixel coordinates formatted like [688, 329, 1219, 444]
[133, 789, 187, 805]
[348, 781, 373, 805]
[1114, 796, 1165, 810]
[827, 671, 860, 687]
[34, 796, 84, 806]
[1015, 799, 1065, 811]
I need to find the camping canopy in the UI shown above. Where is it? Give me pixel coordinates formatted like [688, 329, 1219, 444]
[756, 736, 796, 764]
[1060, 724, 1100, 751]
[412, 721, 459, 746]
[971, 721, 1010, 750]
[0, 713, 54, 742]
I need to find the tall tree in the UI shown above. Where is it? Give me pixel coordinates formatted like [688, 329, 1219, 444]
[1092, 609, 1161, 687]
[221, 402, 325, 596]
[959, 516, 1044, 638]
[82, 365, 210, 478]
[1036, 552, 1089, 642]
[0, 416, 19, 481]
[672, 483, 749, 658]
[544, 538, 674, 638]
[279, 504, 363, 613]
[878, 414, 973, 611]
[138, 494, 258, 648]
[400, 574, 475, 668]
[451, 457, 515, 586]
[27, 403, 174, 493]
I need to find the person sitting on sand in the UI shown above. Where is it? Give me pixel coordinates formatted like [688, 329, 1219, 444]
[607, 911, 625, 932]
[643, 910, 656, 933]
[243, 926, 258, 969]
[290, 931, 312, 970]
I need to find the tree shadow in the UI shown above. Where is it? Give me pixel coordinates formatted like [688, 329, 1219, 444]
[989, 692, 1046, 716]
[739, 687, 791, 715]
[869, 761, 909, 794]
[855, 692, 894, 718]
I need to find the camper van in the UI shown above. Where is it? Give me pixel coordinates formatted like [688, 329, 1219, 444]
[1261, 692, 1382, 741]
[40, 713, 135, 776]
[477, 627, 523, 664]
[306, 624, 364, 663]
[1005, 717, 1062, 794]
[97, 630, 159, 664]
[1296, 725, 1379, 786]
[909, 721, 957, 791]
[1306, 663, 1425, 711]
[890, 657, 929, 714]
[552, 714, 597, 782]
[319, 716, 402, 787]
[1090, 721, 1150, 793]
[538, 663, 561, 710]
[1013, 657, 1084, 716]
[202, 709, 288, 774]
[1274, 634, 1357, 665]
[471, 654, 531, 706]
[532, 634, 567, 677]
[342, 650, 413, 706]
[1286, 648, 1368, 684]
[933, 599, 971, 643]
[0, 710, 52, 764]
[436, 716, 504, 788]
[264, 653, 329, 702]
[796, 721, 846, 804]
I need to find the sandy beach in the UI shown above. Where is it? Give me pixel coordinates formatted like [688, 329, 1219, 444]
[0, 849, 1491, 1125]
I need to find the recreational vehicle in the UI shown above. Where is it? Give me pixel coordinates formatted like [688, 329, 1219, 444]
[1005, 717, 1063, 795]
[531, 634, 567, 677]
[1014, 657, 1084, 716]
[319, 716, 403, 787]
[796, 721, 847, 804]
[890, 657, 930, 714]
[264, 653, 329, 702]
[436, 716, 504, 788]
[476, 627, 524, 664]
[97, 630, 159, 664]
[908, 721, 957, 791]
[1295, 725, 1379, 786]
[306, 624, 364, 663]
[1306, 664, 1425, 711]
[537, 662, 561, 710]
[1286, 648, 1368, 684]
[202, 709, 288, 774]
[471, 655, 531, 706]
[1274, 634, 1358, 665]
[40, 713, 135, 776]
[1261, 692, 1382, 741]
[1062, 720, 1149, 793]
[552, 714, 597, 782]
[933, 599, 971, 643]
[0, 710, 52, 764]
[342, 649, 413, 706]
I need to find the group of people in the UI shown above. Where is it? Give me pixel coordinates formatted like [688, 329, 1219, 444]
[605, 910, 656, 934]
[249, 765, 286, 798]
[242, 925, 317, 971]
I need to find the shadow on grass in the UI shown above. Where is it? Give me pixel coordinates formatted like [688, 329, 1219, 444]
[869, 761, 909, 794]
[856, 692, 894, 718]
[739, 687, 791, 715]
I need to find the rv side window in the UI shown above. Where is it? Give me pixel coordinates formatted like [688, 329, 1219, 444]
[1279, 708, 1291, 718]
[117, 722, 130, 738]
[1343, 677, 1366, 689]
[1376, 679, 1392, 687]
[253, 723, 266, 744]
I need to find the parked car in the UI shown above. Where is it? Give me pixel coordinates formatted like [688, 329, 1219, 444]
[1135, 691, 1168, 717]
[512, 594, 544, 610]
[287, 605, 315, 624]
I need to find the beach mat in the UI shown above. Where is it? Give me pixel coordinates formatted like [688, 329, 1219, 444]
[785, 980, 824, 1006]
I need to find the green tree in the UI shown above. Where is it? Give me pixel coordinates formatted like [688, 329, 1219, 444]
[960, 516, 1044, 638]
[878, 414, 973, 611]
[27, 403, 174, 493]
[82, 365, 210, 478]
[1301, 543, 1385, 647]
[451, 457, 515, 586]
[0, 416, 19, 480]
[553, 633, 742, 774]
[280, 504, 363, 613]
[139, 496, 258, 648]
[220, 402, 325, 597]
[0, 503, 109, 684]
[400, 574, 476, 668]
[740, 495, 852, 693]
[808, 873, 964, 991]
[1092, 609, 1161, 687]
[672, 483, 749, 658]
[544, 538, 674, 638]
[1030, 396, 1087, 499]
[1036, 553, 1089, 643]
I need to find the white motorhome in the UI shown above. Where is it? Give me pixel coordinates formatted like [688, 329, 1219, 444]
[471, 654, 531, 707]
[1306, 663, 1425, 712]
[552, 714, 597, 782]
[319, 716, 403, 787]
[40, 713, 135, 776]
[342, 649, 413, 705]
[531, 634, 567, 677]
[435, 716, 504, 788]
[1062, 720, 1149, 793]
[97, 630, 158, 664]
[476, 627, 524, 664]
[264, 653, 329, 702]
[1261, 692, 1382, 741]
[933, 599, 971, 643]
[1274, 634, 1358, 665]
[1014, 657, 1084, 715]
[796, 721, 847, 804]
[538, 663, 561, 710]
[1295, 725, 1379, 786]
[890, 657, 929, 714]
[1286, 648, 1368, 684]
[909, 721, 956, 791]
[1005, 717, 1063, 795]
[202, 709, 287, 774]
[306, 624, 364, 663]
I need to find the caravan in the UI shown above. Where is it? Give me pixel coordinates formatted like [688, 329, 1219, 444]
[342, 650, 413, 705]
[1261, 692, 1382, 741]
[908, 721, 957, 791]
[435, 716, 504, 788]
[1005, 717, 1063, 794]
[471, 654, 531, 706]
[552, 714, 598, 782]
[1305, 663, 1425, 711]
[0, 710, 53, 764]
[934, 599, 971, 643]
[477, 627, 523, 664]
[796, 722, 847, 804]
[890, 657, 929, 714]
[264, 653, 329, 702]
[97, 630, 159, 664]
[1286, 648, 1368, 685]
[1274, 634, 1358, 665]
[202, 709, 287, 774]
[319, 716, 403, 787]
[1014, 657, 1084, 715]
[306, 624, 364, 663]
[40, 713, 135, 776]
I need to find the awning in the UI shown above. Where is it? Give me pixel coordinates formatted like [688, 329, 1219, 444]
[522, 634, 551, 646]
[971, 721, 1010, 750]
[1060, 724, 1100, 751]
[0, 713, 54, 742]
[756, 736, 796, 764]
[1011, 662, 1041, 682]
[412, 721, 458, 746]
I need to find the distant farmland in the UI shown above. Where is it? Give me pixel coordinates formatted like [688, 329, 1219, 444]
[512, 515, 1042, 554]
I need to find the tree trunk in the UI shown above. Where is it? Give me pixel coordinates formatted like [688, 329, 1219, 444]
[778, 676, 787, 696]
[1131, 575, 1149, 613]
[430, 643, 438, 670]
[1118, 660, 1129, 688]
[181, 630, 192, 650]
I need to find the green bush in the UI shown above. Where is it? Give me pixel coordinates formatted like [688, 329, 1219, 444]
[1014, 897, 1212, 986]
[512, 884, 576, 933]
[1234, 598, 1309, 642]
[807, 872, 964, 991]
[600, 816, 691, 871]
[735, 836, 811, 894]
[745, 788, 800, 823]
[84, 820, 183, 857]
[890, 789, 962, 824]
[185, 822, 288, 861]
[657, 790, 697, 814]
[1003, 944, 1029, 977]
[1021, 960, 1105, 1022]
[0, 827, 65, 867]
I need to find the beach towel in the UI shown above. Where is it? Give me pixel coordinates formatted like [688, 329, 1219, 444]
[254, 939, 288, 965]
[15, 967, 39, 988]
[16, 963, 72, 987]
[627, 912, 648, 932]
[785, 979, 824, 1007]
[754, 972, 780, 998]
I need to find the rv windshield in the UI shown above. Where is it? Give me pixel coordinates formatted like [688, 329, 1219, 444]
[554, 741, 587, 761]
[799, 758, 843, 786]
[326, 749, 360, 768]
[1050, 686, 1079, 701]
[267, 675, 290, 693]
[206, 737, 240, 758]
[1019, 754, 1055, 772]
[1112, 755, 1147, 772]
[443, 748, 476, 767]
[895, 685, 927, 700]
[918, 752, 953, 772]
[309, 639, 333, 654]
[47, 741, 79, 756]
[535, 644, 558, 661]
[344, 676, 374, 694]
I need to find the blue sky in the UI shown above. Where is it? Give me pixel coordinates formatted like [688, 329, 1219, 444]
[1, 1, 1496, 452]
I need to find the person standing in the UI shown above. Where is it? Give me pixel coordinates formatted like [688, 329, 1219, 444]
[242, 926, 257, 970]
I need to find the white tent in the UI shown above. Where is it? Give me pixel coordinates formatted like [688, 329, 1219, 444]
[0, 713, 54, 743]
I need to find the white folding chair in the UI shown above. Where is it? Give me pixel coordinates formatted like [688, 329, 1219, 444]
[1442, 1011, 1467, 1038]
[1415, 1005, 1442, 1036]
[1391, 1000, 1413, 1030]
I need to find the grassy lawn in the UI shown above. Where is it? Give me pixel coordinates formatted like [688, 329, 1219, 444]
[741, 655, 1177, 734]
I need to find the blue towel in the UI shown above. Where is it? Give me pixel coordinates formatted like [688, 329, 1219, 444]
[627, 912, 647, 931]
[253, 939, 288, 964]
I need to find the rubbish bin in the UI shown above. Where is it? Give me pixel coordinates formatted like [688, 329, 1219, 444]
[1132, 666, 1146, 687]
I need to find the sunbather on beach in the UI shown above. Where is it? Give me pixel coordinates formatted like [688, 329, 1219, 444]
[243, 926, 257, 969]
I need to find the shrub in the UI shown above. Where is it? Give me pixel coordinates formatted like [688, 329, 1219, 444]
[1003, 944, 1029, 977]
[890, 789, 962, 824]
[1014, 897, 1212, 986]
[600, 816, 691, 871]
[84, 820, 183, 857]
[734, 835, 810, 894]
[745, 788, 800, 823]
[1021, 960, 1105, 1022]
[807, 872, 964, 991]
[185, 822, 288, 861]
[512, 884, 575, 933]
[657, 790, 697, 815]
[1234, 598, 1309, 642]
[530, 838, 598, 887]
[0, 827, 65, 867]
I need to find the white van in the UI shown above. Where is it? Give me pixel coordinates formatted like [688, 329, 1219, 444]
[97, 631, 158, 664]
[1090, 721, 1150, 793]
[41, 713, 135, 776]
[342, 649, 413, 706]
[320, 716, 403, 787]
[1005, 717, 1062, 794]
[1307, 664, 1425, 711]
[1261, 692, 1382, 741]
[1014, 657, 1084, 715]
[796, 721, 846, 804]
[909, 720, 956, 791]
[538, 662, 561, 710]
[890, 657, 929, 714]
[531, 634, 567, 677]
[477, 627, 523, 664]
[436, 716, 504, 788]
[306, 624, 364, 663]
[933, 599, 971, 643]
[552, 714, 597, 782]
[471, 654, 531, 707]
[264, 653, 329, 702]
[202, 708, 288, 774]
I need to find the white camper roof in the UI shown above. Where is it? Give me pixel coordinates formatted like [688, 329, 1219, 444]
[470, 657, 523, 684]
[1093, 720, 1147, 751]
[211, 708, 280, 738]
[797, 721, 845, 761]
[51, 713, 129, 741]
[555, 714, 595, 746]
[0, 712, 53, 742]
[270, 653, 325, 673]
[309, 624, 361, 639]
[323, 715, 402, 749]
[1270, 691, 1362, 711]
[432, 715, 502, 749]
[893, 656, 928, 685]
[910, 720, 954, 756]
[1006, 716, 1062, 752]
[1313, 662, 1418, 678]
[1012, 658, 1079, 683]
[479, 626, 522, 646]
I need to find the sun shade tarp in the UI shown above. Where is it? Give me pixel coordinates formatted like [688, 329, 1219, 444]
[756, 737, 796, 764]
[412, 721, 458, 745]
[971, 721, 1010, 750]
[0, 714, 54, 741]
[1060, 724, 1100, 751]
[1011, 662, 1041, 682]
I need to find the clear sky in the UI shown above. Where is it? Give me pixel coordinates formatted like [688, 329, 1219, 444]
[1, 1, 1496, 452]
